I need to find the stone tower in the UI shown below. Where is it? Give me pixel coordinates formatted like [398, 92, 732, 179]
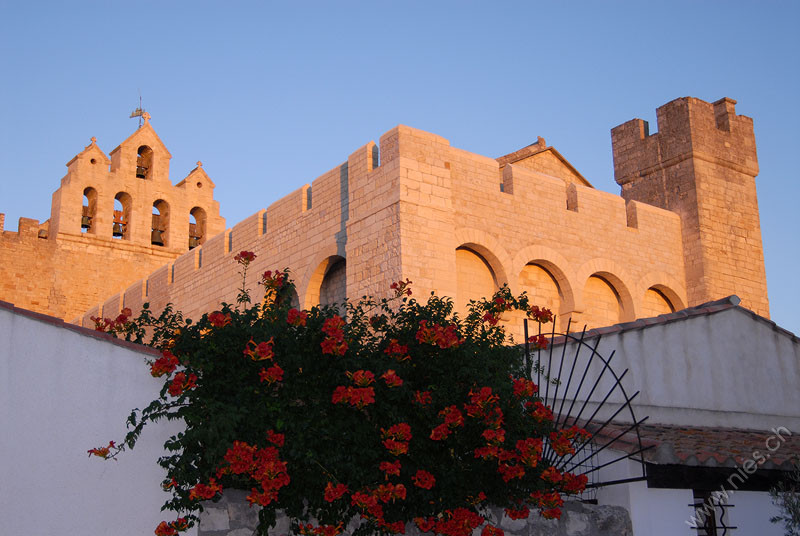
[611, 97, 769, 317]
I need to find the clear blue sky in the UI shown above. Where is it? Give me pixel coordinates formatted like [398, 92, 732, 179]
[1, 1, 798, 334]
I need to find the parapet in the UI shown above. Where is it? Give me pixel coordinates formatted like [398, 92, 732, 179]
[612, 97, 758, 185]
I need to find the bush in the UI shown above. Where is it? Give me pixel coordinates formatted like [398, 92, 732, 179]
[89, 252, 588, 536]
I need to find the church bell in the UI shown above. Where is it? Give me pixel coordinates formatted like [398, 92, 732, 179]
[151, 229, 164, 246]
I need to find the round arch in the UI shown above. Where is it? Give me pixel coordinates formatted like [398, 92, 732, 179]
[300, 245, 347, 310]
[452, 228, 513, 288]
[575, 259, 637, 323]
[511, 245, 577, 314]
[636, 271, 687, 314]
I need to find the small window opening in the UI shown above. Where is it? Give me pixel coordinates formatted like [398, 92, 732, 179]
[136, 145, 153, 179]
[152, 199, 169, 247]
[189, 207, 206, 250]
[113, 192, 131, 240]
[82, 187, 97, 234]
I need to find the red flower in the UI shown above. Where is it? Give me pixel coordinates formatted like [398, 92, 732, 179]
[244, 338, 275, 361]
[498, 462, 525, 482]
[234, 250, 256, 265]
[87, 440, 116, 459]
[529, 305, 553, 324]
[168, 372, 198, 397]
[482, 526, 504, 536]
[380, 460, 402, 478]
[481, 428, 505, 444]
[527, 334, 548, 350]
[511, 377, 538, 398]
[540, 466, 562, 484]
[561, 471, 588, 494]
[287, 308, 308, 326]
[516, 437, 543, 467]
[504, 506, 529, 520]
[482, 312, 499, 325]
[266, 430, 285, 447]
[439, 405, 464, 427]
[384, 339, 410, 361]
[414, 517, 437, 533]
[375, 482, 406, 502]
[414, 390, 432, 405]
[382, 438, 409, 456]
[322, 315, 346, 337]
[208, 311, 231, 327]
[389, 278, 413, 297]
[259, 364, 284, 384]
[381, 369, 403, 387]
[347, 369, 375, 386]
[430, 423, 450, 441]
[412, 470, 436, 489]
[150, 350, 179, 377]
[321, 337, 348, 356]
[324, 482, 348, 502]
[529, 401, 553, 423]
[262, 269, 286, 291]
[383, 423, 412, 441]
[154, 521, 177, 536]
[189, 478, 222, 500]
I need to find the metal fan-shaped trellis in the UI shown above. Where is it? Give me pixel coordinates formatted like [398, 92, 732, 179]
[523, 317, 652, 495]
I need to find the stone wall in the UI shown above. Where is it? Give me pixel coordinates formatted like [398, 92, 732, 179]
[198, 492, 632, 536]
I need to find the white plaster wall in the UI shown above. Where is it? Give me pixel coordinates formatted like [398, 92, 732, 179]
[556, 308, 800, 429]
[731, 490, 783, 536]
[0, 307, 197, 536]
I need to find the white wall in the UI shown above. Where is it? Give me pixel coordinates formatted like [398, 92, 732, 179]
[732, 491, 783, 535]
[0, 306, 197, 536]
[554, 307, 800, 430]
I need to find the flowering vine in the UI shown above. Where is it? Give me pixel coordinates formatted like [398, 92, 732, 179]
[88, 250, 593, 536]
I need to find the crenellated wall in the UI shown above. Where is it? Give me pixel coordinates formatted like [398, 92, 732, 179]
[77, 108, 740, 337]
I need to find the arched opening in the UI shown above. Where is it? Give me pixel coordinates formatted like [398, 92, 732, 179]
[151, 199, 169, 247]
[113, 192, 131, 240]
[641, 287, 675, 317]
[456, 246, 498, 313]
[189, 207, 206, 250]
[136, 145, 153, 179]
[519, 262, 562, 316]
[82, 187, 97, 234]
[582, 275, 623, 329]
[319, 258, 347, 307]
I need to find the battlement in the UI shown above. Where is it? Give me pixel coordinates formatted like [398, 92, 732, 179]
[81, 122, 693, 335]
[612, 96, 758, 185]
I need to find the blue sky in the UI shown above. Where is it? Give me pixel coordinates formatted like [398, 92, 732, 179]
[1, 1, 798, 334]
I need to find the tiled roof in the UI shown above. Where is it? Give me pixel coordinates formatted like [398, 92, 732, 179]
[592, 421, 800, 471]
[551, 295, 799, 345]
[0, 300, 159, 356]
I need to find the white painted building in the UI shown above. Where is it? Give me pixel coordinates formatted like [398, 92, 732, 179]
[549, 296, 800, 536]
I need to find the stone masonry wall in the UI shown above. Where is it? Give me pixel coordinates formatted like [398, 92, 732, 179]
[197, 491, 632, 536]
[75, 98, 769, 335]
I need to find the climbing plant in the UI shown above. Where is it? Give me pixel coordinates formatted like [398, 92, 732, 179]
[89, 251, 589, 536]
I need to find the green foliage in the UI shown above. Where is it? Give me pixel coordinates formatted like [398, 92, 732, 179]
[92, 256, 584, 536]
[771, 460, 800, 536]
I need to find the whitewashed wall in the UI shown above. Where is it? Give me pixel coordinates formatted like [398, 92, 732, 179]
[554, 306, 800, 431]
[0, 305, 196, 536]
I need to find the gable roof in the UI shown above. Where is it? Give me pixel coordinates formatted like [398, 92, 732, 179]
[552, 295, 799, 346]
[496, 138, 593, 188]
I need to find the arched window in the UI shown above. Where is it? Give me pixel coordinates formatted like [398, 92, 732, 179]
[136, 145, 153, 179]
[189, 207, 206, 249]
[82, 187, 97, 234]
[113, 192, 131, 240]
[152, 199, 169, 247]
